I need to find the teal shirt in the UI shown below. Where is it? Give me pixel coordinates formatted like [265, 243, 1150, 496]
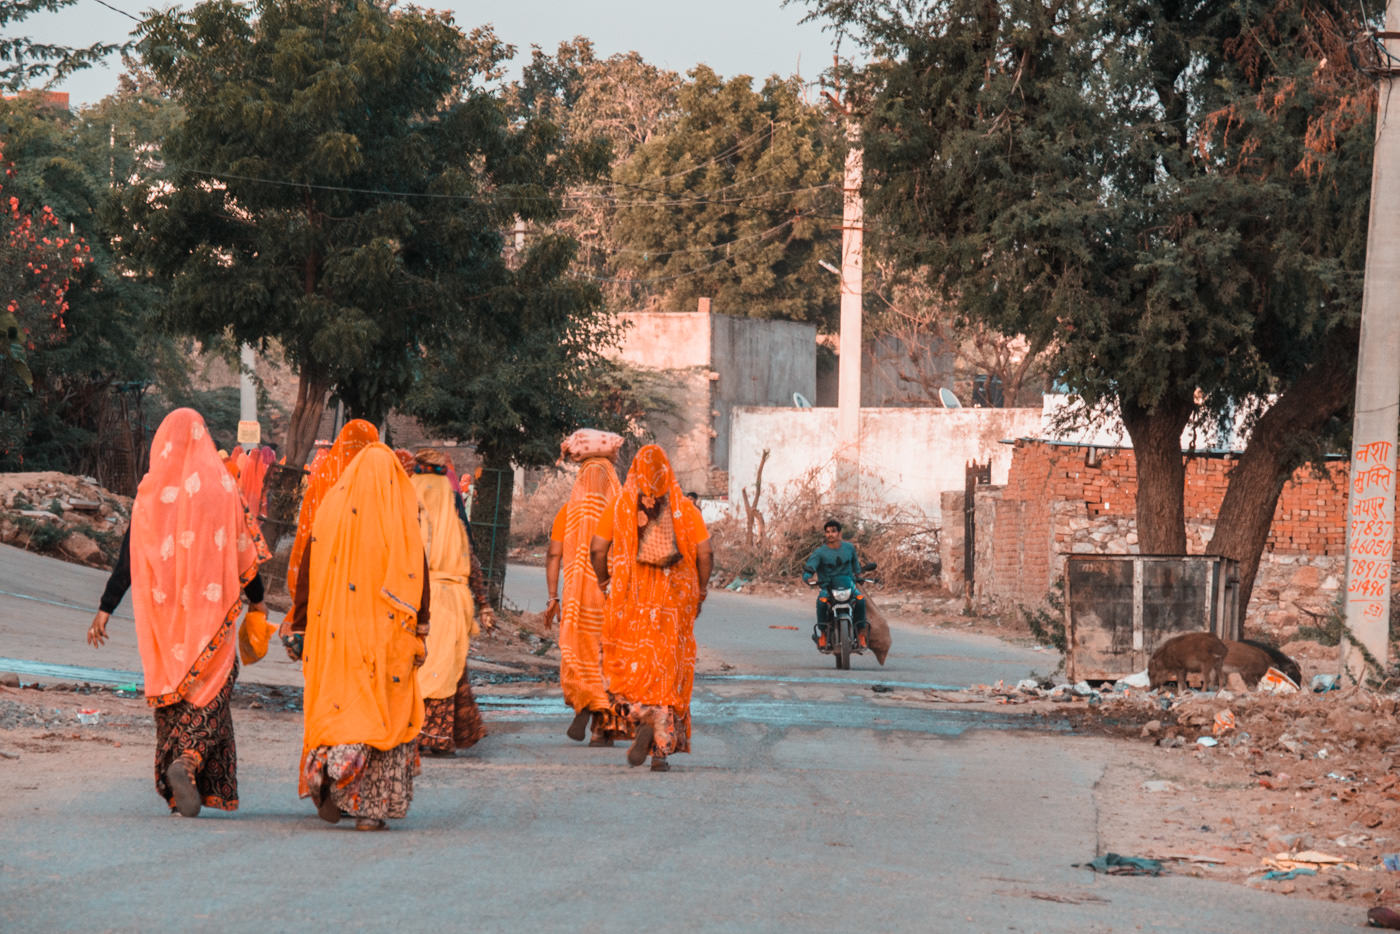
[803, 541, 861, 587]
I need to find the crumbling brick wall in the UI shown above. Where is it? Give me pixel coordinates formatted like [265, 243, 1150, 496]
[969, 440, 1362, 628]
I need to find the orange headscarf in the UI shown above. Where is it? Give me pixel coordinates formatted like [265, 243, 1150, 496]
[237, 446, 270, 518]
[299, 444, 426, 786]
[601, 445, 706, 709]
[557, 455, 620, 714]
[129, 408, 265, 708]
[410, 463, 477, 700]
[286, 420, 379, 601]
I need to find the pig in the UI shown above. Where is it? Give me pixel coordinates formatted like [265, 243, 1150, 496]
[1221, 640, 1273, 689]
[1240, 638, 1302, 687]
[1148, 631, 1227, 693]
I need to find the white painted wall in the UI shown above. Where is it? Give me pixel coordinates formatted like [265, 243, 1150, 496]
[728, 406, 1043, 520]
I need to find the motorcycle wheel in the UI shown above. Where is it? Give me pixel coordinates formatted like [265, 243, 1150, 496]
[835, 616, 851, 670]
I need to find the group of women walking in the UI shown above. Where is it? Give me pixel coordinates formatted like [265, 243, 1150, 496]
[87, 411, 708, 828]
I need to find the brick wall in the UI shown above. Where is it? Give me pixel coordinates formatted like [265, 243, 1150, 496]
[970, 440, 1359, 628]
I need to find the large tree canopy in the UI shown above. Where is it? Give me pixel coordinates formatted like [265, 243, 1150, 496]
[809, 0, 1373, 615]
[114, 0, 592, 468]
[609, 65, 840, 326]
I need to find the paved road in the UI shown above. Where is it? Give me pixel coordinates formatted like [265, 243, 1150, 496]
[0, 544, 1362, 931]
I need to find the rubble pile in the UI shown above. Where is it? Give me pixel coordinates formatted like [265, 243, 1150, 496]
[0, 472, 130, 567]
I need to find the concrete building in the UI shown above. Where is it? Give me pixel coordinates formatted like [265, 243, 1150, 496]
[610, 307, 817, 495]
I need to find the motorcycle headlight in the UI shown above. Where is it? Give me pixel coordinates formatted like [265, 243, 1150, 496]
[831, 587, 852, 602]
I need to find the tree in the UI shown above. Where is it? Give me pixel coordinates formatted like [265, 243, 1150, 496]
[0, 79, 184, 478]
[508, 39, 682, 302]
[1, 0, 126, 91]
[609, 65, 840, 326]
[0, 140, 91, 458]
[809, 0, 1372, 616]
[113, 0, 576, 469]
[406, 233, 622, 607]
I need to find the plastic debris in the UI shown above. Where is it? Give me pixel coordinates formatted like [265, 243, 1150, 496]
[1116, 670, 1151, 689]
[1260, 667, 1299, 694]
[1212, 709, 1236, 736]
[1311, 673, 1339, 693]
[76, 708, 100, 725]
[1076, 853, 1163, 876]
[1382, 854, 1400, 872]
[1259, 868, 1317, 882]
[1196, 736, 1218, 747]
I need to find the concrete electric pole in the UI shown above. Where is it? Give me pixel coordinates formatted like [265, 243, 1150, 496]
[1341, 5, 1400, 682]
[831, 110, 864, 506]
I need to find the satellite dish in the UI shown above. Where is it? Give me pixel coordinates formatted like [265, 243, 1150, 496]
[792, 392, 813, 408]
[939, 387, 962, 408]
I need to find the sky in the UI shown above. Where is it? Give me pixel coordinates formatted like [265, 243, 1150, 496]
[24, 0, 851, 107]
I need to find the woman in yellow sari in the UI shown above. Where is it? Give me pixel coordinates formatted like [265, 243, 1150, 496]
[286, 443, 429, 831]
[545, 429, 626, 745]
[410, 448, 492, 755]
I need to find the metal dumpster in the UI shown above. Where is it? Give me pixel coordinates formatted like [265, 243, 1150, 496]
[1064, 554, 1241, 682]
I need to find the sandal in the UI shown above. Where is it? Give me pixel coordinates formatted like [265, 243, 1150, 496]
[354, 818, 387, 831]
[627, 723, 655, 767]
[588, 736, 615, 747]
[566, 708, 592, 742]
[314, 784, 342, 825]
[650, 755, 670, 772]
[166, 756, 202, 818]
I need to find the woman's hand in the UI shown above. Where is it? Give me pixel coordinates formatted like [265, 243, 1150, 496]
[480, 606, 496, 631]
[412, 636, 427, 669]
[87, 611, 110, 648]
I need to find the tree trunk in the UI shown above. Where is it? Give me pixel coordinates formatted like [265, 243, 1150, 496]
[1207, 325, 1359, 624]
[284, 368, 332, 470]
[1120, 393, 1195, 554]
[472, 447, 515, 610]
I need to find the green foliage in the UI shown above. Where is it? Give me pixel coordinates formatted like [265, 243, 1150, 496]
[14, 514, 68, 552]
[113, 0, 598, 462]
[0, 85, 181, 472]
[1020, 580, 1067, 656]
[809, 0, 1373, 549]
[407, 232, 621, 467]
[0, 0, 127, 91]
[610, 66, 840, 326]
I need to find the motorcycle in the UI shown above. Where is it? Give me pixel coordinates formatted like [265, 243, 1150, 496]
[810, 562, 879, 670]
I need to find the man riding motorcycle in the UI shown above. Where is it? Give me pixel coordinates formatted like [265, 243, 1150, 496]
[802, 519, 867, 649]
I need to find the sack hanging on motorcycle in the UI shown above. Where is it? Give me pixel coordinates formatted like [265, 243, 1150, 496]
[637, 496, 682, 567]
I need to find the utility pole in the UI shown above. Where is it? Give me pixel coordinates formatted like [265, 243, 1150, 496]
[825, 84, 864, 507]
[1341, 4, 1400, 683]
[238, 344, 259, 452]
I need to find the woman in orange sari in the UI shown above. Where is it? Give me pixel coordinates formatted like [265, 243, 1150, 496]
[410, 448, 492, 756]
[284, 419, 379, 603]
[590, 445, 712, 772]
[546, 429, 627, 745]
[286, 443, 430, 831]
[87, 408, 268, 816]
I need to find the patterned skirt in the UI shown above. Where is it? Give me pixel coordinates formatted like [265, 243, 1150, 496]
[154, 666, 238, 811]
[303, 741, 418, 821]
[614, 700, 690, 757]
[419, 667, 487, 754]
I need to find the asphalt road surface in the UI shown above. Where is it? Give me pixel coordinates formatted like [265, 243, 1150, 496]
[0, 544, 1360, 932]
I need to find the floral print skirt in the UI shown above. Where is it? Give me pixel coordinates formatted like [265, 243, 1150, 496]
[419, 667, 487, 754]
[303, 741, 418, 821]
[614, 700, 690, 757]
[154, 665, 238, 811]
